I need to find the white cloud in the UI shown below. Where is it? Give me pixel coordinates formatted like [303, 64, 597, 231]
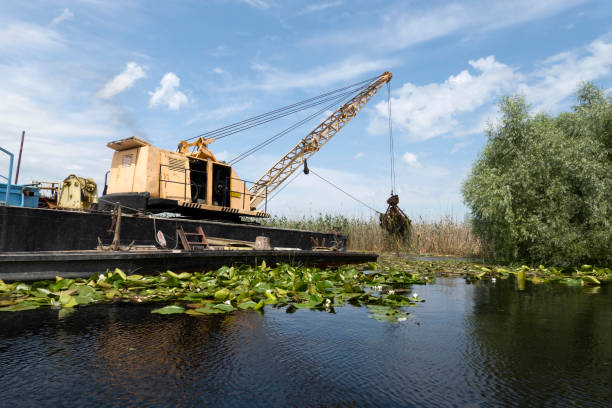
[242, 0, 270, 9]
[519, 35, 612, 111]
[0, 22, 62, 53]
[354, 152, 364, 159]
[403, 152, 421, 168]
[98, 62, 147, 99]
[148, 73, 188, 110]
[369, 56, 518, 141]
[305, 0, 586, 51]
[52, 8, 74, 25]
[212, 67, 226, 75]
[303, 1, 343, 13]
[249, 56, 396, 92]
[369, 32, 612, 142]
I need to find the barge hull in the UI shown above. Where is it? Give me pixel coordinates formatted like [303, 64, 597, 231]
[0, 206, 345, 252]
[0, 250, 377, 281]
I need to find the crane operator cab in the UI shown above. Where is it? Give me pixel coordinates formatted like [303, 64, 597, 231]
[100, 136, 269, 221]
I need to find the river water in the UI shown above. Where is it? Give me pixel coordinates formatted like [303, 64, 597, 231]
[0, 278, 610, 407]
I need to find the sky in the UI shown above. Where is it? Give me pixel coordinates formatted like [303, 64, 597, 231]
[1, 0, 611, 220]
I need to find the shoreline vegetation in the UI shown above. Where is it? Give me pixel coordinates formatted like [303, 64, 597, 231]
[261, 214, 483, 258]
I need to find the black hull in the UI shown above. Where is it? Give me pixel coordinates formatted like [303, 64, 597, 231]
[0, 206, 345, 252]
[0, 250, 377, 281]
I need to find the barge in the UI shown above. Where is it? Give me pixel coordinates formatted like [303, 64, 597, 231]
[0, 73, 402, 280]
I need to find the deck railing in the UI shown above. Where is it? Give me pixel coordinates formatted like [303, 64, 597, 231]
[0, 147, 14, 205]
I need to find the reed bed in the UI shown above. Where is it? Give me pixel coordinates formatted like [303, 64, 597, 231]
[260, 214, 483, 258]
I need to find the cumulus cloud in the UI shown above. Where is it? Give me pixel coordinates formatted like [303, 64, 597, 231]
[369, 56, 518, 141]
[368, 33, 612, 141]
[519, 35, 612, 111]
[148, 72, 188, 110]
[98, 62, 147, 99]
[354, 152, 364, 159]
[52, 8, 74, 25]
[403, 152, 421, 168]
[212, 67, 226, 75]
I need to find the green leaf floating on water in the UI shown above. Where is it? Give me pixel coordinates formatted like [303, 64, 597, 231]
[152, 305, 185, 314]
[0, 301, 40, 312]
[237, 301, 258, 310]
[0, 261, 438, 320]
[214, 303, 234, 312]
[59, 292, 78, 308]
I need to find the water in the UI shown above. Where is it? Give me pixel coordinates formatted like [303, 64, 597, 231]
[0, 278, 610, 407]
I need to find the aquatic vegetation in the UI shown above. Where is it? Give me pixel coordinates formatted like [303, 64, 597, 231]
[0, 262, 430, 323]
[463, 264, 612, 286]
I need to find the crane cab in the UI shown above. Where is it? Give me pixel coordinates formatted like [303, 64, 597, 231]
[101, 136, 268, 220]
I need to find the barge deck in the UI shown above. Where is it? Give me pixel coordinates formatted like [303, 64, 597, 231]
[0, 249, 378, 281]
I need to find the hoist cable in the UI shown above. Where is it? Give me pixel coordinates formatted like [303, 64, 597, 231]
[228, 89, 358, 165]
[387, 82, 396, 195]
[185, 76, 378, 142]
[308, 168, 382, 215]
[267, 171, 302, 203]
[198, 88, 364, 141]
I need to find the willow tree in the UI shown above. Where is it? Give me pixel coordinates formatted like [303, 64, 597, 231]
[463, 83, 612, 266]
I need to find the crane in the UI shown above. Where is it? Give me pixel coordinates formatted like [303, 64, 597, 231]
[102, 71, 394, 222]
[248, 71, 392, 209]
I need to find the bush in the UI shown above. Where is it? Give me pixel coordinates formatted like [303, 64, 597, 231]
[462, 83, 612, 266]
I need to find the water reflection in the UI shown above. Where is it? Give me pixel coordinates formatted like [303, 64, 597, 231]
[0, 279, 610, 407]
[465, 279, 612, 407]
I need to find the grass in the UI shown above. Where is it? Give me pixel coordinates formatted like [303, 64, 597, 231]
[259, 214, 484, 258]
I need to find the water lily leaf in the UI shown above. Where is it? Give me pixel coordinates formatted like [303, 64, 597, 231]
[237, 301, 258, 310]
[581, 276, 600, 285]
[264, 290, 277, 302]
[308, 294, 323, 307]
[177, 272, 192, 280]
[214, 288, 231, 301]
[253, 299, 265, 311]
[73, 296, 94, 305]
[192, 306, 224, 314]
[0, 302, 40, 312]
[563, 279, 582, 286]
[292, 280, 307, 292]
[14, 283, 30, 292]
[59, 292, 78, 308]
[127, 274, 143, 281]
[316, 280, 334, 293]
[76, 285, 96, 297]
[152, 305, 185, 314]
[213, 303, 234, 312]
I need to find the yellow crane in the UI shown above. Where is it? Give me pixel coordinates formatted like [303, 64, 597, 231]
[102, 71, 392, 221]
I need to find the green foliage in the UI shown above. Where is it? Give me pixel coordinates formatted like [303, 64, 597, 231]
[463, 83, 612, 266]
[0, 263, 431, 323]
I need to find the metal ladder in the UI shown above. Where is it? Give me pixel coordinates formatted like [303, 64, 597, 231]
[178, 225, 210, 251]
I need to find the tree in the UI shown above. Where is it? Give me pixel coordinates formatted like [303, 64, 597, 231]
[462, 83, 612, 266]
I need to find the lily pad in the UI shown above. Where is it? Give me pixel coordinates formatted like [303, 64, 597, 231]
[152, 305, 185, 315]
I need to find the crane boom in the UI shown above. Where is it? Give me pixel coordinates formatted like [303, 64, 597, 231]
[249, 71, 392, 209]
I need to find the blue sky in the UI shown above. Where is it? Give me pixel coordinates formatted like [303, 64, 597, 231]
[1, 0, 611, 219]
